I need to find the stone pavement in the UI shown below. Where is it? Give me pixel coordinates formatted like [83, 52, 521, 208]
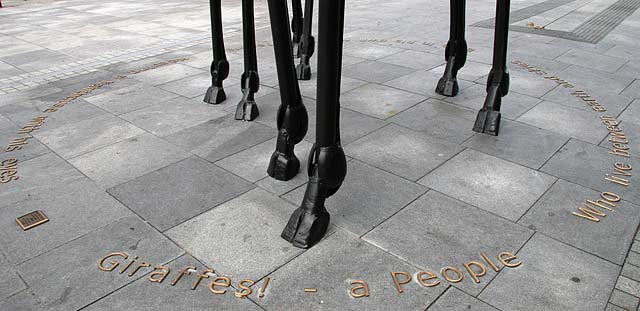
[0, 0, 639, 310]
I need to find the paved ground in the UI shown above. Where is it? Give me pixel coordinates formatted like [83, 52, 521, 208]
[0, 0, 639, 310]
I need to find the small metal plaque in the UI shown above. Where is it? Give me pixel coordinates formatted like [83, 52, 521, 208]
[16, 211, 49, 231]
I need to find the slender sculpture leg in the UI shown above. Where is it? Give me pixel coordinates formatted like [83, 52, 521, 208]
[282, 0, 347, 249]
[296, 0, 315, 80]
[291, 0, 304, 56]
[266, 0, 309, 181]
[204, 0, 229, 105]
[473, 0, 510, 136]
[436, 0, 468, 97]
[236, 0, 260, 121]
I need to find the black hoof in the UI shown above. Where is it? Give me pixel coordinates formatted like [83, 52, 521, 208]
[203, 86, 226, 105]
[235, 99, 259, 121]
[436, 77, 459, 97]
[267, 151, 300, 181]
[296, 63, 312, 80]
[281, 208, 330, 249]
[473, 108, 501, 136]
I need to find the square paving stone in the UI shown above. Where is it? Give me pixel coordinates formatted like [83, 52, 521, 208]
[165, 113, 276, 162]
[158, 72, 219, 99]
[17, 216, 183, 311]
[556, 49, 627, 73]
[2, 98, 108, 132]
[216, 137, 313, 183]
[519, 179, 640, 264]
[0, 256, 25, 301]
[342, 60, 416, 84]
[283, 160, 427, 236]
[344, 124, 463, 181]
[427, 287, 499, 311]
[0, 126, 50, 162]
[364, 191, 533, 295]
[85, 82, 179, 115]
[340, 84, 427, 120]
[34, 114, 145, 159]
[558, 65, 634, 95]
[443, 84, 542, 120]
[83, 254, 263, 311]
[121, 96, 227, 137]
[256, 229, 446, 311]
[389, 98, 479, 144]
[430, 60, 493, 82]
[378, 49, 445, 70]
[343, 43, 405, 60]
[108, 156, 254, 231]
[479, 234, 620, 311]
[167, 189, 305, 281]
[0, 291, 41, 311]
[132, 63, 206, 85]
[609, 289, 640, 311]
[540, 139, 640, 206]
[0, 153, 85, 209]
[464, 120, 569, 169]
[420, 149, 556, 221]
[517, 101, 610, 145]
[384, 68, 474, 99]
[69, 133, 190, 188]
[297, 75, 369, 100]
[542, 85, 633, 117]
[620, 99, 640, 126]
[506, 68, 558, 98]
[0, 179, 133, 264]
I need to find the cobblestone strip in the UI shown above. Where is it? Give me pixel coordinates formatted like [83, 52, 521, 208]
[610, 232, 640, 311]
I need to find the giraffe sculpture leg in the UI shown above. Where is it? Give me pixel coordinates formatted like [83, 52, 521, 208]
[281, 0, 347, 249]
[436, 0, 467, 97]
[266, 0, 309, 181]
[204, 0, 229, 105]
[291, 0, 304, 56]
[296, 0, 315, 80]
[235, 0, 261, 121]
[473, 0, 510, 136]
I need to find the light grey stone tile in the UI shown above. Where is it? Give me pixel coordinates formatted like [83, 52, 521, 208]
[283, 160, 427, 236]
[509, 52, 572, 74]
[428, 287, 499, 311]
[622, 262, 640, 281]
[216, 138, 313, 183]
[165, 113, 276, 162]
[108, 156, 253, 231]
[541, 139, 640, 205]
[85, 82, 180, 115]
[2, 98, 108, 132]
[384, 68, 474, 99]
[0, 291, 41, 311]
[558, 65, 634, 95]
[444, 84, 542, 120]
[0, 179, 133, 264]
[121, 97, 227, 137]
[17, 216, 183, 311]
[256, 230, 446, 311]
[297, 75, 369, 100]
[620, 99, 640, 126]
[617, 276, 640, 297]
[517, 101, 609, 145]
[464, 120, 569, 169]
[34, 114, 145, 159]
[609, 289, 639, 311]
[431, 60, 493, 82]
[542, 85, 633, 117]
[343, 43, 405, 60]
[69, 133, 190, 188]
[519, 179, 640, 264]
[378, 49, 445, 70]
[0, 255, 25, 301]
[83, 254, 263, 311]
[340, 83, 427, 120]
[615, 60, 640, 80]
[420, 149, 556, 221]
[480, 234, 620, 311]
[0, 153, 85, 208]
[342, 60, 416, 84]
[364, 190, 533, 295]
[506, 67, 558, 98]
[167, 189, 304, 281]
[389, 98, 479, 143]
[556, 49, 627, 73]
[344, 124, 463, 181]
[132, 63, 205, 85]
[0, 126, 51, 162]
[157, 72, 215, 98]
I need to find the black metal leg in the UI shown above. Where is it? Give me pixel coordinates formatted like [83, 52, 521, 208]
[235, 0, 260, 121]
[473, 0, 510, 136]
[296, 0, 315, 80]
[282, 0, 347, 249]
[204, 0, 229, 105]
[291, 0, 304, 56]
[266, 0, 309, 181]
[436, 0, 468, 97]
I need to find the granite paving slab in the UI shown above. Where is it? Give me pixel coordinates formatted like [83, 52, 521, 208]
[335, 83, 428, 120]
[157, 72, 221, 99]
[443, 84, 542, 120]
[0, 126, 51, 162]
[0, 255, 25, 301]
[132, 63, 205, 86]
[342, 60, 416, 84]
[1, 98, 108, 132]
[0, 291, 41, 311]
[108, 156, 254, 232]
[85, 82, 180, 115]
[427, 287, 499, 311]
[384, 68, 474, 99]
[479, 234, 620, 311]
[420, 148, 557, 221]
[541, 84, 633, 117]
[620, 99, 640, 126]
[378, 49, 445, 70]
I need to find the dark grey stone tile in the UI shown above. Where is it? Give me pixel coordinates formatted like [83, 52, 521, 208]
[167, 189, 305, 281]
[2, 98, 108, 133]
[17, 216, 183, 311]
[342, 60, 416, 84]
[556, 49, 627, 73]
[378, 49, 445, 70]
[340, 83, 427, 119]
[384, 68, 474, 99]
[283, 160, 427, 236]
[0, 255, 25, 301]
[85, 82, 180, 115]
[256, 230, 446, 311]
[420, 149, 556, 221]
[428, 287, 499, 311]
[479, 234, 620, 311]
[108, 156, 254, 231]
[464, 120, 569, 169]
[158, 72, 215, 99]
[344, 124, 463, 181]
[542, 85, 633, 117]
[558, 65, 634, 95]
[444, 84, 542, 120]
[0, 126, 51, 162]
[620, 99, 640, 126]
[519, 179, 640, 264]
[0, 291, 41, 311]
[132, 63, 206, 85]
[364, 191, 533, 295]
